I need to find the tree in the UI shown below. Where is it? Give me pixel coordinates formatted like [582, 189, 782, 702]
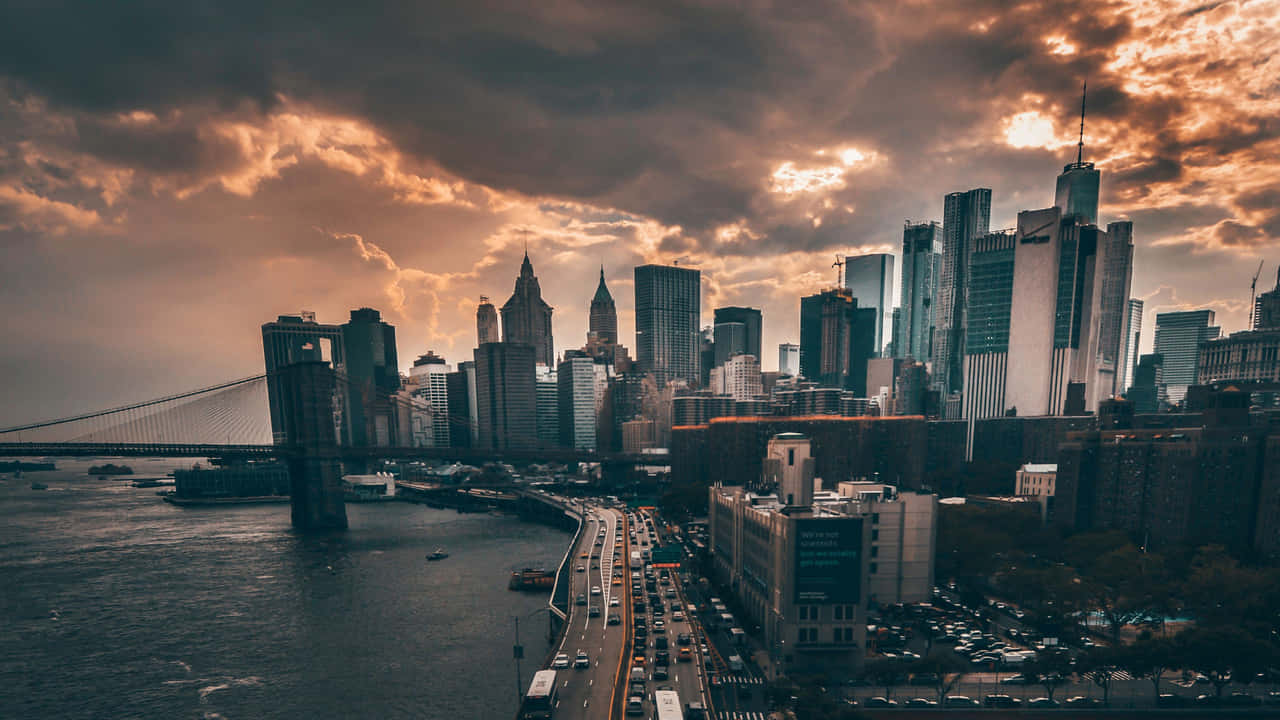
[1077, 646, 1123, 707]
[1116, 632, 1180, 698]
[1183, 545, 1280, 634]
[1022, 647, 1072, 702]
[861, 658, 906, 700]
[1087, 545, 1169, 644]
[1178, 626, 1276, 699]
[909, 651, 969, 704]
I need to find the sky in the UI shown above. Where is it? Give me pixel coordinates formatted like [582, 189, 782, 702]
[1, 0, 1278, 426]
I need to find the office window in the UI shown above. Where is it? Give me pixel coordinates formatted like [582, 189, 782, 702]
[834, 605, 843, 620]
[798, 606, 808, 620]
[871, 513, 880, 524]
[788, 448, 795, 465]
[871, 546, 879, 558]
[870, 562, 878, 574]
[833, 628, 842, 644]
[871, 529, 879, 541]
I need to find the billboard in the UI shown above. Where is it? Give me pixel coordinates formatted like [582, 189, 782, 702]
[793, 517, 863, 604]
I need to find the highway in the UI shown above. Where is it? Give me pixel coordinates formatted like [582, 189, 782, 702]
[536, 502, 711, 719]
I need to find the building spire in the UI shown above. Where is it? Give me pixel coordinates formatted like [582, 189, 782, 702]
[1077, 81, 1087, 166]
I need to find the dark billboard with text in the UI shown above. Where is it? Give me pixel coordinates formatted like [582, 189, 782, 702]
[793, 518, 863, 603]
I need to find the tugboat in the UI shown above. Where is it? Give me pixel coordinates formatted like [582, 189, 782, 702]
[427, 548, 449, 561]
[508, 568, 556, 591]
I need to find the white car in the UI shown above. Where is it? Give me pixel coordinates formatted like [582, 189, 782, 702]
[591, 586, 602, 596]
[672, 611, 684, 621]
[574, 651, 590, 669]
[610, 597, 620, 606]
[552, 653, 570, 669]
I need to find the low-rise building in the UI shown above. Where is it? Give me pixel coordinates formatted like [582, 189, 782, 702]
[708, 433, 936, 675]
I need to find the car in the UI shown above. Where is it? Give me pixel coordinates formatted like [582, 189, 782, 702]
[625, 697, 644, 716]
[574, 651, 590, 669]
[678, 647, 692, 662]
[613, 578, 622, 586]
[655, 651, 670, 666]
[943, 695, 979, 707]
[999, 674, 1029, 685]
[576, 594, 587, 606]
[635, 627, 647, 638]
[863, 697, 897, 708]
[633, 655, 646, 667]
[551, 653, 570, 669]
[608, 613, 621, 625]
[580, 552, 589, 558]
[1026, 697, 1060, 708]
[589, 606, 601, 617]
[1064, 696, 1101, 707]
[655, 636, 668, 649]
[591, 586, 601, 596]
[672, 611, 684, 621]
[909, 672, 939, 686]
[984, 694, 1021, 708]
[576, 564, 585, 572]
[610, 597, 620, 606]
[665, 589, 677, 598]
[653, 666, 669, 680]
[677, 633, 692, 645]
[904, 698, 937, 707]
[1157, 694, 1193, 708]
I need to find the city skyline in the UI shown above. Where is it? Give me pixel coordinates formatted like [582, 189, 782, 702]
[2, 1, 1279, 426]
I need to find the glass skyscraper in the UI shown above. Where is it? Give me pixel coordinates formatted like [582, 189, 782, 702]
[1119, 298, 1144, 393]
[1154, 310, 1220, 404]
[634, 264, 701, 387]
[712, 306, 762, 365]
[933, 188, 991, 402]
[843, 253, 895, 356]
[1055, 161, 1100, 226]
[897, 222, 942, 363]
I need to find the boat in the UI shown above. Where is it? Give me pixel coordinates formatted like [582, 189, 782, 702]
[30, 481, 48, 490]
[509, 568, 556, 591]
[427, 549, 449, 561]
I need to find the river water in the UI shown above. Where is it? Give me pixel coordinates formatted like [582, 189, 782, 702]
[0, 459, 568, 719]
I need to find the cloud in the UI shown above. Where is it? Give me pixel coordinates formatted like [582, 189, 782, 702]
[0, 183, 101, 233]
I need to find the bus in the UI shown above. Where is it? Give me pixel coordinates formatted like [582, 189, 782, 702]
[522, 669, 558, 719]
[653, 689, 683, 720]
[630, 549, 643, 570]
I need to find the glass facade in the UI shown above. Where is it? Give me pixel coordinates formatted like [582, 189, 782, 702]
[933, 188, 991, 394]
[634, 264, 701, 387]
[897, 222, 941, 363]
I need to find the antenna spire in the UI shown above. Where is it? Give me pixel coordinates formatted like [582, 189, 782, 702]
[1077, 81, 1087, 165]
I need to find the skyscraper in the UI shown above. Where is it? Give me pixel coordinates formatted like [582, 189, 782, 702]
[844, 253, 895, 356]
[474, 342, 537, 451]
[341, 308, 401, 447]
[635, 264, 701, 387]
[897, 222, 942, 363]
[799, 288, 876, 394]
[1096, 221, 1135, 397]
[718, 353, 762, 400]
[476, 296, 500, 345]
[712, 321, 746, 367]
[261, 312, 346, 444]
[1055, 89, 1101, 226]
[1119, 298, 1144, 393]
[933, 188, 992, 404]
[778, 343, 800, 377]
[558, 354, 598, 451]
[713, 306, 763, 364]
[589, 267, 618, 344]
[501, 251, 555, 367]
[445, 363, 475, 448]
[535, 365, 559, 448]
[1154, 310, 1220, 404]
[408, 352, 451, 447]
[1256, 266, 1280, 330]
[962, 230, 1016, 422]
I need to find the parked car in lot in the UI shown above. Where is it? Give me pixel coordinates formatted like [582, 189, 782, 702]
[1026, 697, 1060, 708]
[999, 674, 1029, 685]
[1157, 693, 1193, 708]
[943, 695, 979, 708]
[1064, 696, 1101, 707]
[862, 697, 897, 708]
[984, 694, 1021, 708]
[904, 697, 937, 707]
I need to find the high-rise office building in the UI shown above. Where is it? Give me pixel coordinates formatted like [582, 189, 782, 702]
[558, 354, 597, 451]
[445, 362, 476, 448]
[799, 288, 876, 395]
[262, 312, 346, 444]
[589, 267, 618, 344]
[933, 188, 992, 403]
[1119, 299, 1144, 393]
[897, 222, 943, 363]
[1054, 162, 1101, 227]
[409, 352, 451, 447]
[1257, 267, 1280, 330]
[476, 297, 500, 346]
[474, 342, 537, 451]
[713, 321, 747, 367]
[720, 353, 763, 400]
[779, 343, 800, 377]
[962, 231, 1016, 422]
[535, 365, 559, 448]
[1154, 310, 1220, 404]
[713, 306, 762, 366]
[635, 264, 701, 387]
[1096, 221, 1135, 398]
[501, 252, 555, 367]
[1128, 353, 1165, 413]
[844, 253, 895, 356]
[341, 308, 401, 447]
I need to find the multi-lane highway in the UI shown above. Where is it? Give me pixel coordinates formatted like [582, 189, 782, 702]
[534, 502, 711, 719]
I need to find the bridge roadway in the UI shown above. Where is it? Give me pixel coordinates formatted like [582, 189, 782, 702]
[544, 503, 711, 720]
[0, 442, 654, 466]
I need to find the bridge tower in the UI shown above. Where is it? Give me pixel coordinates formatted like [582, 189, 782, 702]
[279, 361, 348, 530]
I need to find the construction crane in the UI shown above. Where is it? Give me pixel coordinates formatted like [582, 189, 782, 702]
[832, 255, 845, 287]
[1250, 260, 1264, 329]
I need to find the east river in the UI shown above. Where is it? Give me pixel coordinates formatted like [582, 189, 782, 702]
[0, 459, 568, 719]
